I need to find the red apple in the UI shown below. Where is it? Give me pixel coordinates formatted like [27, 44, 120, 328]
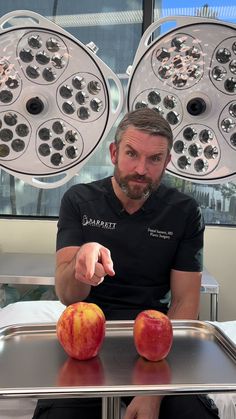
[133, 310, 173, 361]
[56, 302, 106, 360]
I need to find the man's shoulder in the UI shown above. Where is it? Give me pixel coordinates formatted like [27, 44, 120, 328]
[63, 177, 111, 203]
[157, 183, 199, 210]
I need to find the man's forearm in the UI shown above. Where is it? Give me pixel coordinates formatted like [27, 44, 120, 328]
[55, 252, 91, 306]
[168, 270, 201, 320]
[167, 299, 199, 320]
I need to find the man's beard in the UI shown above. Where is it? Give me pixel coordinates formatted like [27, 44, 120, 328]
[114, 165, 162, 200]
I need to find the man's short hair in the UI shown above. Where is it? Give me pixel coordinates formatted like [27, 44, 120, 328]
[115, 108, 173, 152]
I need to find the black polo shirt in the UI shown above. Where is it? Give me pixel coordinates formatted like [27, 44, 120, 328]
[57, 176, 204, 320]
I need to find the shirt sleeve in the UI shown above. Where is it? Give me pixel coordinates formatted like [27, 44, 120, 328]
[56, 188, 84, 251]
[172, 204, 205, 272]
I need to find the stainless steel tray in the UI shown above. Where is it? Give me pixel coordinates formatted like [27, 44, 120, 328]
[0, 320, 235, 398]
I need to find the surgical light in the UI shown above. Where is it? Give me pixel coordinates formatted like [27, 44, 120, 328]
[0, 11, 123, 188]
[126, 16, 236, 183]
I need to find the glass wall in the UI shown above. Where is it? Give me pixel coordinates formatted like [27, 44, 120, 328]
[0, 0, 236, 226]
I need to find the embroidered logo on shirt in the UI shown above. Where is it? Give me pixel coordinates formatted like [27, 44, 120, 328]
[148, 228, 173, 239]
[82, 215, 117, 230]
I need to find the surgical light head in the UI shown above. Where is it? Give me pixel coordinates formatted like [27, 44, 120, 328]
[0, 11, 123, 188]
[126, 16, 236, 183]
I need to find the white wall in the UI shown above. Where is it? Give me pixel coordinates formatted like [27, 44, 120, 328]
[202, 226, 236, 322]
[0, 219, 235, 321]
[0, 219, 56, 254]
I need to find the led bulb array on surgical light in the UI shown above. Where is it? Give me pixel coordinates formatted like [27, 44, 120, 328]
[126, 16, 236, 183]
[0, 10, 123, 188]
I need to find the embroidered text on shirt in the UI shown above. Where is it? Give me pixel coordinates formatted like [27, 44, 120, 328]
[82, 215, 117, 230]
[148, 228, 173, 239]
